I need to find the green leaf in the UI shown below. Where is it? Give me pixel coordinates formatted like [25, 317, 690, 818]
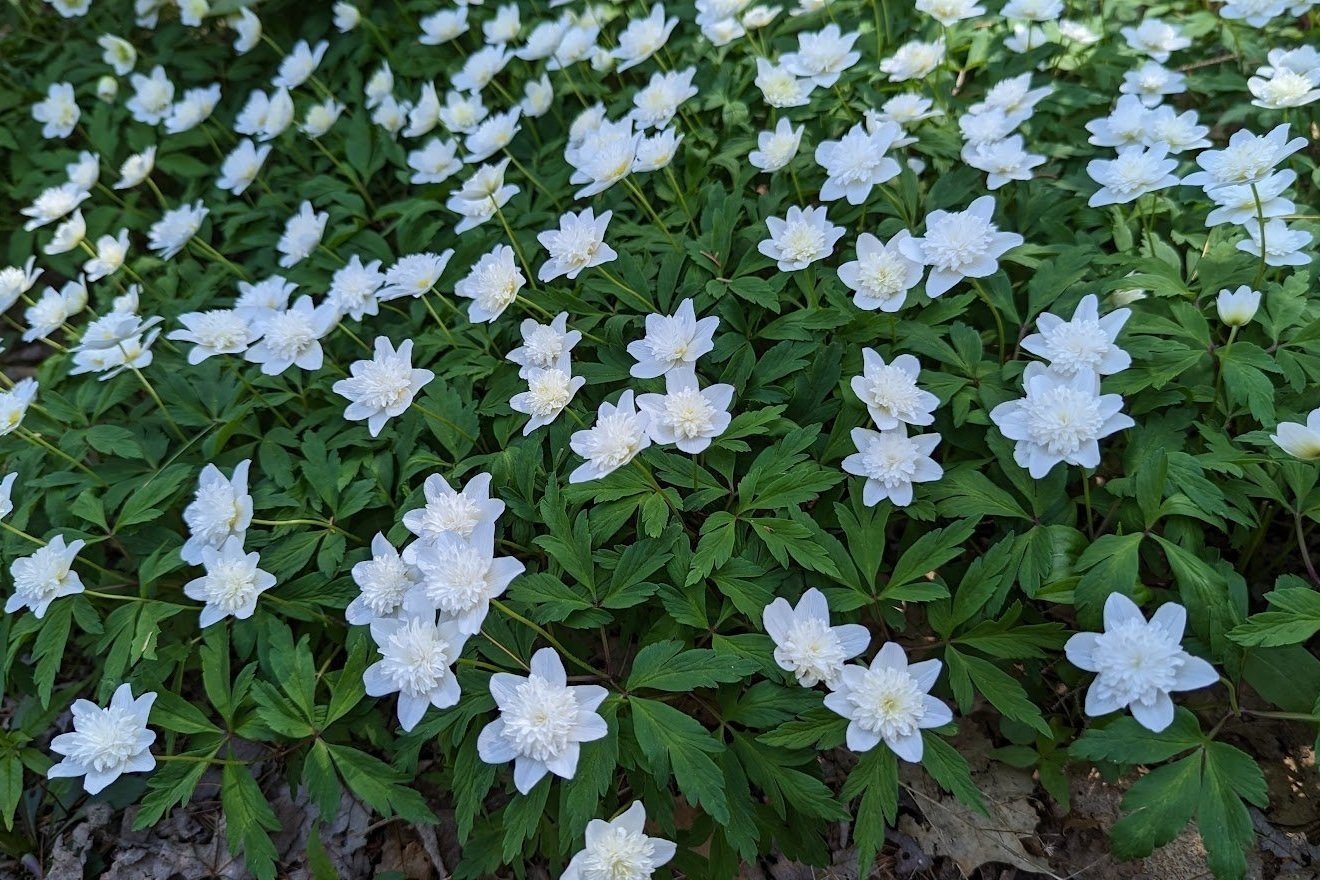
[1198, 742, 1267, 879]
[1228, 587, 1320, 647]
[842, 748, 899, 875]
[327, 744, 438, 823]
[630, 696, 729, 823]
[626, 640, 757, 692]
[1071, 709, 1203, 764]
[749, 517, 841, 578]
[150, 690, 222, 735]
[958, 652, 1050, 736]
[882, 518, 978, 600]
[221, 764, 281, 880]
[134, 758, 209, 830]
[921, 733, 986, 815]
[1110, 753, 1202, 859]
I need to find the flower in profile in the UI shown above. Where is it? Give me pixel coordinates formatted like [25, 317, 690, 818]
[567, 117, 640, 199]
[477, 647, 609, 793]
[517, 18, 566, 60]
[455, 245, 526, 323]
[231, 8, 262, 54]
[763, 588, 869, 687]
[570, 391, 652, 483]
[1215, 286, 1261, 328]
[636, 374, 734, 453]
[843, 426, 943, 507]
[66, 151, 100, 191]
[880, 38, 945, 82]
[758, 205, 845, 271]
[327, 255, 386, 321]
[448, 160, 519, 234]
[815, 121, 902, 204]
[0, 473, 16, 521]
[824, 642, 952, 760]
[273, 39, 328, 90]
[753, 58, 813, 109]
[1205, 170, 1295, 227]
[300, 98, 345, 138]
[168, 309, 258, 364]
[511, 357, 587, 435]
[0, 379, 38, 436]
[147, 200, 208, 261]
[1272, 408, 1320, 460]
[630, 68, 699, 130]
[420, 6, 468, 44]
[333, 2, 360, 31]
[838, 231, 923, 312]
[1119, 17, 1190, 63]
[1248, 67, 1320, 109]
[364, 614, 469, 731]
[1065, 594, 1218, 732]
[409, 528, 524, 634]
[781, 23, 861, 87]
[749, 118, 804, 173]
[379, 251, 454, 301]
[483, 3, 521, 43]
[563, 802, 676, 880]
[1021, 294, 1131, 376]
[24, 278, 87, 342]
[348, 534, 420, 625]
[22, 185, 88, 232]
[181, 459, 253, 566]
[401, 472, 505, 547]
[234, 276, 296, 323]
[1236, 219, 1313, 267]
[900, 195, 1023, 297]
[216, 139, 271, 196]
[0, 258, 41, 311]
[851, 351, 939, 429]
[33, 83, 80, 139]
[47, 684, 156, 795]
[452, 45, 513, 94]
[184, 536, 276, 627]
[509, 313, 582, 378]
[408, 137, 462, 185]
[333, 337, 434, 437]
[915, 0, 985, 26]
[114, 146, 157, 190]
[537, 208, 617, 282]
[1119, 61, 1186, 107]
[990, 366, 1135, 477]
[82, 230, 130, 282]
[44, 211, 86, 256]
[165, 84, 221, 134]
[98, 34, 137, 75]
[7, 535, 85, 618]
[1087, 144, 1180, 207]
[464, 108, 522, 163]
[126, 65, 174, 125]
[627, 299, 719, 381]
[613, 3, 678, 70]
[406, 85, 442, 138]
[276, 201, 329, 269]
[245, 295, 337, 376]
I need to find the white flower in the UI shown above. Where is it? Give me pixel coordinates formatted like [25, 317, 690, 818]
[753, 58, 813, 108]
[815, 122, 902, 204]
[1120, 17, 1190, 63]
[1057, 18, 1100, 43]
[147, 200, 208, 260]
[47, 684, 156, 795]
[990, 366, 1135, 477]
[563, 801, 676, 880]
[409, 529, 524, 633]
[1258, 46, 1320, 80]
[301, 98, 345, 138]
[509, 313, 582, 377]
[630, 68, 698, 131]
[633, 129, 682, 173]
[1066, 594, 1218, 732]
[878, 93, 941, 127]
[246, 295, 336, 375]
[184, 536, 276, 627]
[1142, 105, 1211, 153]
[257, 88, 294, 141]
[420, 7, 468, 44]
[570, 391, 652, 483]
[364, 614, 469, 731]
[838, 231, 923, 312]
[348, 534, 420, 625]
[758, 205, 844, 271]
[1001, 0, 1063, 20]
[364, 62, 394, 109]
[477, 647, 609, 793]
[1236, 219, 1313, 267]
[1119, 61, 1186, 108]
[273, 39, 327, 90]
[372, 96, 411, 137]
[380, 251, 454, 301]
[1087, 95, 1152, 148]
[1021, 294, 1131, 376]
[959, 109, 1016, 147]
[520, 75, 554, 118]
[66, 151, 100, 191]
[568, 118, 641, 199]
[98, 35, 138, 75]
[333, 337, 434, 437]
[1216, 286, 1262, 327]
[234, 275, 296, 322]
[962, 136, 1046, 189]
[749, 118, 805, 173]
[763, 588, 869, 687]
[168, 309, 257, 364]
[405, 85, 442, 138]
[636, 374, 734, 453]
[0, 257, 41, 311]
[327, 255, 386, 321]
[452, 46, 512, 94]
[484, 3, 521, 43]
[1220, 0, 1287, 26]
[880, 38, 945, 82]
[511, 359, 587, 435]
[537, 208, 617, 282]
[113, 147, 156, 190]
[276, 201, 328, 268]
[439, 90, 488, 134]
[177, 0, 209, 27]
[24, 279, 85, 342]
[517, 18, 567, 60]
[33, 82, 80, 139]
[841, 424, 942, 508]
[44, 211, 86, 256]
[7, 535, 85, 618]
[180, 459, 253, 566]
[1249, 68, 1320, 109]
[627, 299, 718, 381]
[743, 4, 781, 27]
[850, 351, 938, 430]
[216, 139, 270, 195]
[916, 0, 984, 26]
[1088, 144, 1180, 207]
[613, 3, 677, 70]
[0, 379, 37, 437]
[0, 473, 16, 521]
[164, 83, 221, 134]
[548, 24, 600, 70]
[333, 2, 360, 31]
[402, 472, 505, 547]
[824, 642, 952, 760]
[447, 160, 519, 234]
[464, 108, 522, 163]
[22, 184, 88, 231]
[82, 230, 130, 282]
[231, 8, 262, 53]
[408, 137, 463, 185]
[900, 195, 1023, 296]
[455, 245, 525, 323]
[1205, 170, 1296, 227]
[1184, 124, 1308, 190]
[1272, 408, 1320, 459]
[781, 23, 861, 88]
[127, 66, 174, 125]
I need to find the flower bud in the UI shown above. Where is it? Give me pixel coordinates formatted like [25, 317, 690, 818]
[97, 76, 118, 102]
[1216, 285, 1261, 327]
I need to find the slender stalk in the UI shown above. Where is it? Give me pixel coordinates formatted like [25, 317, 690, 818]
[1295, 507, 1320, 586]
[18, 429, 107, 486]
[598, 265, 655, 313]
[490, 598, 607, 679]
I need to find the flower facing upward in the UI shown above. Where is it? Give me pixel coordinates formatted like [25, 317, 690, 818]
[455, 245, 526, 323]
[780, 24, 861, 87]
[333, 337, 435, 437]
[180, 460, 253, 566]
[408, 137, 462, 185]
[245, 295, 337, 376]
[33, 82, 80, 139]
[1272, 408, 1320, 460]
[48, 684, 156, 795]
[364, 614, 469, 731]
[815, 121, 902, 204]
[348, 533, 421, 626]
[1020, 294, 1131, 376]
[838, 231, 924, 312]
[636, 375, 734, 453]
[754, 58, 813, 108]
[508, 313, 582, 378]
[327, 255, 386, 321]
[511, 358, 586, 434]
[183, 536, 277, 627]
[627, 299, 719, 381]
[537, 209, 617, 282]
[1087, 144, 1180, 206]
[850, 351, 939, 430]
[570, 390, 652, 483]
[7, 535, 85, 619]
[402, 472, 506, 549]
[127, 66, 174, 125]
[842, 427, 944, 507]
[380, 251, 455, 301]
[477, 647, 609, 793]
[563, 802, 676, 880]
[1183, 124, 1306, 190]
[824, 642, 952, 761]
[1236, 219, 1313, 267]
[899, 195, 1023, 297]
[990, 366, 1135, 477]
[758, 205, 845, 271]
[409, 528, 525, 633]
[763, 588, 870, 687]
[1065, 593, 1218, 732]
[749, 118, 805, 172]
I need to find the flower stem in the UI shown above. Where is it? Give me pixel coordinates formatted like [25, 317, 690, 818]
[490, 598, 607, 679]
[18, 429, 107, 486]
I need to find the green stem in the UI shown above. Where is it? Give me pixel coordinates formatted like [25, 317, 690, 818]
[18, 429, 107, 486]
[490, 599, 607, 679]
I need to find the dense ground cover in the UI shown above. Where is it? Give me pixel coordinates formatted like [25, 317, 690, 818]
[1, 0, 1319, 877]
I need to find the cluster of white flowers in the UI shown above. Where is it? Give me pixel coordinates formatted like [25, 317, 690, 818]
[843, 350, 943, 507]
